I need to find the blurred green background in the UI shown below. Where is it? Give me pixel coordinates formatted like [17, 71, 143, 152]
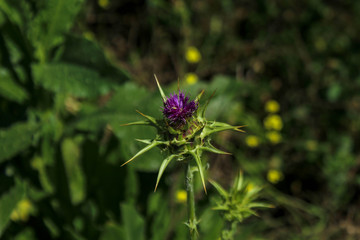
[1, 0, 360, 239]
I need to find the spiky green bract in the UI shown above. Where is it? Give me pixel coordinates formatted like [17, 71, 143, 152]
[209, 171, 273, 223]
[121, 77, 244, 193]
[154, 74, 167, 102]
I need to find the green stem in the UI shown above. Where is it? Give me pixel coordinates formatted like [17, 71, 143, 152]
[221, 221, 237, 240]
[186, 162, 198, 240]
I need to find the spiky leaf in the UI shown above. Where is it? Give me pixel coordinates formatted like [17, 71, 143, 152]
[135, 110, 160, 127]
[209, 180, 228, 198]
[154, 154, 177, 191]
[197, 91, 216, 120]
[154, 74, 167, 102]
[120, 121, 151, 127]
[201, 121, 245, 140]
[189, 149, 207, 193]
[234, 171, 244, 192]
[121, 140, 163, 167]
[247, 202, 274, 209]
[194, 89, 205, 103]
[135, 139, 153, 144]
[201, 141, 231, 155]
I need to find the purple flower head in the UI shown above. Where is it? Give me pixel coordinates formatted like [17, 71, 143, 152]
[163, 91, 198, 128]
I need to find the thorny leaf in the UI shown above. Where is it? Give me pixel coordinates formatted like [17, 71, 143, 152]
[154, 154, 178, 192]
[154, 74, 167, 102]
[189, 148, 207, 194]
[121, 140, 164, 167]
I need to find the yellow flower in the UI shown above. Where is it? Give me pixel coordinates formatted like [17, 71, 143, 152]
[245, 135, 260, 148]
[266, 131, 282, 144]
[10, 199, 33, 222]
[246, 182, 255, 192]
[267, 169, 283, 184]
[185, 73, 199, 85]
[98, 0, 109, 8]
[175, 190, 187, 203]
[263, 114, 283, 130]
[265, 100, 280, 113]
[185, 46, 201, 63]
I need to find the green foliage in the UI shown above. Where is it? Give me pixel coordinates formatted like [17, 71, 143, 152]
[147, 191, 171, 240]
[0, 122, 39, 163]
[61, 138, 86, 205]
[29, 0, 85, 62]
[120, 203, 145, 240]
[60, 35, 129, 81]
[0, 68, 28, 103]
[32, 63, 115, 98]
[99, 222, 124, 240]
[0, 180, 25, 237]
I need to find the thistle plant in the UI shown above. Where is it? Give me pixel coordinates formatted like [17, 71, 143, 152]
[209, 172, 273, 240]
[121, 75, 246, 239]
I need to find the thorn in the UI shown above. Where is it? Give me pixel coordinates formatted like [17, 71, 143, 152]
[202, 90, 216, 109]
[135, 139, 152, 144]
[121, 156, 136, 167]
[154, 74, 167, 102]
[206, 89, 216, 102]
[195, 89, 205, 102]
[154, 182, 159, 192]
[136, 109, 146, 117]
[235, 125, 246, 132]
[222, 151, 232, 155]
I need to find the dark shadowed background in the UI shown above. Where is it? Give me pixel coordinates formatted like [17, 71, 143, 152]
[1, 0, 360, 239]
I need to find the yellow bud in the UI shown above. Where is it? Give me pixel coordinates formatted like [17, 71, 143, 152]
[265, 100, 280, 113]
[266, 131, 282, 144]
[185, 73, 199, 85]
[175, 190, 187, 203]
[264, 114, 283, 131]
[246, 183, 255, 192]
[10, 199, 33, 222]
[267, 169, 283, 184]
[185, 46, 201, 63]
[245, 135, 260, 148]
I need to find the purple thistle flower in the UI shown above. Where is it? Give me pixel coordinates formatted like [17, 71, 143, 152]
[163, 91, 198, 128]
